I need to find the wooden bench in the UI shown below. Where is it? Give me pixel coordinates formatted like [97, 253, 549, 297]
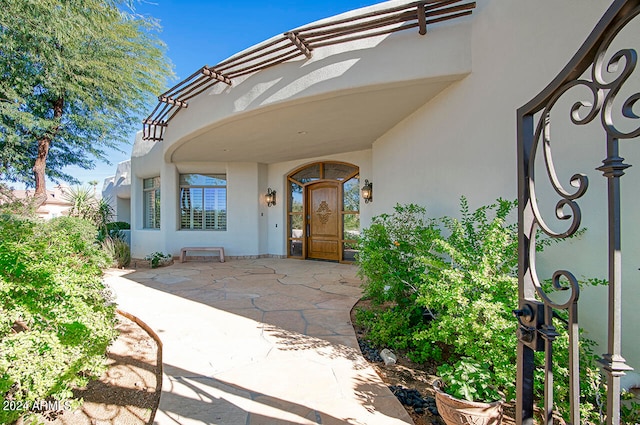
[179, 247, 225, 263]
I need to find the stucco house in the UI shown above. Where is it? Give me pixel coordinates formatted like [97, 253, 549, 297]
[12, 185, 73, 220]
[104, 0, 639, 374]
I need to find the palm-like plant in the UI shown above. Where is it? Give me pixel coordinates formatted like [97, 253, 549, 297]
[62, 186, 114, 239]
[63, 185, 97, 220]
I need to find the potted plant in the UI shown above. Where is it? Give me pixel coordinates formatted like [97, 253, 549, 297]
[433, 358, 504, 425]
[144, 251, 173, 268]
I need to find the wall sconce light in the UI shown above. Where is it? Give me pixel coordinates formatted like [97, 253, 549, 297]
[361, 179, 373, 204]
[266, 188, 276, 207]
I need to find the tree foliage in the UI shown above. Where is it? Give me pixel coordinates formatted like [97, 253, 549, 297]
[0, 0, 173, 193]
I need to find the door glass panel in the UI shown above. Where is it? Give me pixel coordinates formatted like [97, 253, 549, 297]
[324, 163, 357, 181]
[290, 214, 303, 238]
[290, 239, 303, 257]
[343, 213, 360, 240]
[343, 176, 360, 212]
[290, 182, 303, 212]
[291, 163, 320, 184]
[343, 242, 358, 262]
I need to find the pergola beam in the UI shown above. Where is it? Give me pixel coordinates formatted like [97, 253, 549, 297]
[142, 119, 168, 126]
[158, 96, 188, 108]
[201, 67, 233, 85]
[418, 3, 427, 35]
[285, 32, 312, 59]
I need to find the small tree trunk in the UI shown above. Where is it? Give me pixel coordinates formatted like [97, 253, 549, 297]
[32, 137, 50, 204]
[33, 96, 64, 206]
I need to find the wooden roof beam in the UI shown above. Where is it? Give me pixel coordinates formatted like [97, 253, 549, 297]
[284, 32, 312, 59]
[427, 2, 476, 19]
[142, 119, 168, 141]
[201, 67, 233, 85]
[142, 119, 168, 126]
[418, 2, 427, 35]
[158, 96, 188, 108]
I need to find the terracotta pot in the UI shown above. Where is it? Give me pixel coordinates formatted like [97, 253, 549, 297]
[433, 380, 503, 425]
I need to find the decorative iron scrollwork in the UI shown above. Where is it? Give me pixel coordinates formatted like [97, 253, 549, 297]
[525, 6, 640, 315]
[517, 2, 639, 424]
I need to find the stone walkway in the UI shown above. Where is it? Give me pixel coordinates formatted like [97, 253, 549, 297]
[105, 258, 412, 425]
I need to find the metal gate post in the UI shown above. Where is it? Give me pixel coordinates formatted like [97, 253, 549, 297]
[598, 135, 633, 424]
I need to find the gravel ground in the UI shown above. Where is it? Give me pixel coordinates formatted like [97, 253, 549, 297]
[43, 313, 161, 425]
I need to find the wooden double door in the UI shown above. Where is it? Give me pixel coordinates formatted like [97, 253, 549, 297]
[306, 181, 340, 261]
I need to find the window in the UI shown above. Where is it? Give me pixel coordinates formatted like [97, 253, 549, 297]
[143, 177, 161, 229]
[179, 174, 226, 230]
[342, 175, 360, 261]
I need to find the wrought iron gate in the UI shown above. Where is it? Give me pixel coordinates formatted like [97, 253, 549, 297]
[516, 1, 639, 424]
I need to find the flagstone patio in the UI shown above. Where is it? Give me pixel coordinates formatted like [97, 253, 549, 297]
[105, 258, 413, 425]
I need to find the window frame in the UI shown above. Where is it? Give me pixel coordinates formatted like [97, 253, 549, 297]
[179, 173, 227, 231]
[142, 177, 161, 229]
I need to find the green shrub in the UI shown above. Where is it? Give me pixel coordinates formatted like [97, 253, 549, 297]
[107, 221, 130, 231]
[106, 221, 130, 240]
[356, 204, 440, 350]
[0, 215, 117, 424]
[414, 198, 518, 394]
[437, 358, 502, 402]
[102, 236, 131, 268]
[355, 306, 424, 352]
[357, 197, 608, 422]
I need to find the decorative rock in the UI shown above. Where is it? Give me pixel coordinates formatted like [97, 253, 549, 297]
[357, 339, 383, 362]
[389, 385, 440, 417]
[380, 348, 397, 366]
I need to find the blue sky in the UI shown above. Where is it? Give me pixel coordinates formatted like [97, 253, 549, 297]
[62, 0, 381, 189]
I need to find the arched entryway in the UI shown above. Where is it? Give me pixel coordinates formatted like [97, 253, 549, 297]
[287, 162, 360, 262]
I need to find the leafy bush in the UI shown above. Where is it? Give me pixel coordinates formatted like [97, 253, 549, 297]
[357, 204, 440, 307]
[0, 215, 117, 424]
[437, 358, 502, 403]
[621, 392, 640, 425]
[357, 197, 609, 422]
[414, 198, 518, 396]
[107, 221, 130, 231]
